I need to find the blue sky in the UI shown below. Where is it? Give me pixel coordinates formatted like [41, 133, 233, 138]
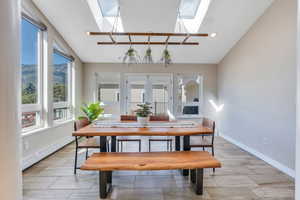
[22, 19, 69, 65]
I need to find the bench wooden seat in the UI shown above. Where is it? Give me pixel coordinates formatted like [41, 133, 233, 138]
[81, 151, 221, 171]
[81, 151, 221, 198]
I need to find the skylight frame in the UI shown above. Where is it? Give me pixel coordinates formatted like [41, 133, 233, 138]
[179, 0, 202, 19]
[175, 0, 212, 33]
[97, 0, 119, 17]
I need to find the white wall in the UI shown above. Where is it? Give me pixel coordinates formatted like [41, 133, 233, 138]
[83, 63, 218, 119]
[22, 0, 83, 169]
[0, 0, 22, 199]
[296, 0, 300, 198]
[218, 0, 297, 176]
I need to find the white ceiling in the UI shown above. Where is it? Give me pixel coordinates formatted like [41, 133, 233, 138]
[33, 0, 274, 64]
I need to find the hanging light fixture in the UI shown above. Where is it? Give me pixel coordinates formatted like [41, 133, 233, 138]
[143, 36, 154, 64]
[122, 44, 141, 65]
[109, 5, 139, 65]
[160, 46, 172, 67]
[122, 33, 141, 65]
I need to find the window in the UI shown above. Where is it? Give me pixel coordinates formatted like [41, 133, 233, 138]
[53, 49, 73, 122]
[21, 17, 43, 130]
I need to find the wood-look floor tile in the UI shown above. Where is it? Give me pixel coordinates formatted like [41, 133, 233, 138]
[22, 137, 295, 200]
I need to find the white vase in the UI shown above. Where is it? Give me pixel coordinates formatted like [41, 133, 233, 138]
[137, 116, 149, 126]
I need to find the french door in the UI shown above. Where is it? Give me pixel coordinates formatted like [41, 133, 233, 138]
[124, 74, 173, 115]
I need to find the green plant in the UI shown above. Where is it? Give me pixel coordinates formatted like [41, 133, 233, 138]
[143, 47, 154, 64]
[134, 102, 152, 117]
[78, 102, 104, 123]
[160, 48, 172, 67]
[122, 47, 140, 64]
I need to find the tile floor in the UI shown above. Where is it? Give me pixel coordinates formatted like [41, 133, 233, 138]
[23, 137, 295, 200]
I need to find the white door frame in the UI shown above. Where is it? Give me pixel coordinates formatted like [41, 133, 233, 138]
[123, 73, 173, 115]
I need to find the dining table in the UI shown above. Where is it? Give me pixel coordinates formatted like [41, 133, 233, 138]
[72, 120, 214, 176]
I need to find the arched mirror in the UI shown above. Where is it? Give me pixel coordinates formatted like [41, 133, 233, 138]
[177, 74, 203, 118]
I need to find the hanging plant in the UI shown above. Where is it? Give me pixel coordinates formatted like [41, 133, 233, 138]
[122, 46, 140, 65]
[143, 47, 154, 64]
[160, 48, 172, 67]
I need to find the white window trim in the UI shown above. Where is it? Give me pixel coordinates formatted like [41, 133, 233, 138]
[21, 18, 45, 134]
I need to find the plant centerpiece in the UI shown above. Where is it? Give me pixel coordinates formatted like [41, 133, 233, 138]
[78, 102, 104, 123]
[134, 102, 152, 126]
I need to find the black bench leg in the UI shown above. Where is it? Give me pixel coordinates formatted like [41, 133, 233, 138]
[107, 171, 112, 184]
[183, 136, 190, 176]
[194, 168, 203, 195]
[111, 136, 117, 152]
[99, 171, 108, 199]
[190, 169, 196, 184]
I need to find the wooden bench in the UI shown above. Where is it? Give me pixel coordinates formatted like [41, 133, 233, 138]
[81, 151, 221, 198]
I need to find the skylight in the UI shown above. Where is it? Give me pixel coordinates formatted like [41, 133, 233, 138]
[175, 0, 211, 33]
[88, 0, 124, 32]
[97, 0, 119, 17]
[179, 0, 201, 19]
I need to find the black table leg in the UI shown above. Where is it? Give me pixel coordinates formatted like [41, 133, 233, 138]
[183, 135, 190, 176]
[175, 136, 180, 151]
[100, 136, 107, 152]
[111, 136, 117, 152]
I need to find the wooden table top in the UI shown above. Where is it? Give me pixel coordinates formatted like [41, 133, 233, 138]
[73, 121, 213, 137]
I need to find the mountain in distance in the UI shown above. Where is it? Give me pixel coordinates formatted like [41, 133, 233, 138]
[22, 63, 68, 88]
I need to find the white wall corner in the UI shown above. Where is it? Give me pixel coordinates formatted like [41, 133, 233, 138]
[219, 132, 295, 178]
[22, 136, 74, 170]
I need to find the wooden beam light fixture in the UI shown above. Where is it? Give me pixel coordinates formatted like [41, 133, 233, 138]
[87, 32, 209, 46]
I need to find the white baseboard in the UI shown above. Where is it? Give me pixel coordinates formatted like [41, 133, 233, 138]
[219, 132, 295, 178]
[22, 136, 74, 170]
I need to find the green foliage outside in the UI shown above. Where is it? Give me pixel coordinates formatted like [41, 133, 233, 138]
[79, 102, 104, 123]
[22, 83, 67, 104]
[53, 83, 67, 102]
[22, 82, 37, 104]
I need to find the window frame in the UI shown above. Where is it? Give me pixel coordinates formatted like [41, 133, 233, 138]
[21, 15, 46, 133]
[52, 47, 74, 124]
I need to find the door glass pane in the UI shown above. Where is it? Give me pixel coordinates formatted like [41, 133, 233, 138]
[21, 19, 40, 105]
[129, 81, 145, 115]
[98, 80, 120, 116]
[125, 75, 172, 115]
[152, 84, 168, 115]
[99, 84, 119, 102]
